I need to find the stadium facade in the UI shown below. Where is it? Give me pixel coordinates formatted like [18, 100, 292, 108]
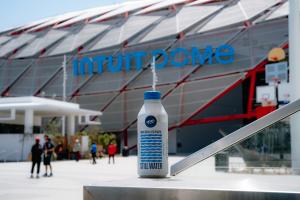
[0, 0, 290, 154]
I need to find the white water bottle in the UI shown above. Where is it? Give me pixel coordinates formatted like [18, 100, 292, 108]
[137, 91, 168, 178]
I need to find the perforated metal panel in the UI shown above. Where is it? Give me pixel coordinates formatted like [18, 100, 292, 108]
[81, 71, 139, 94]
[128, 64, 194, 89]
[140, 5, 221, 43]
[28, 11, 84, 32]
[41, 61, 90, 97]
[0, 33, 37, 57]
[55, 4, 121, 28]
[129, 28, 241, 89]
[9, 56, 65, 96]
[177, 4, 222, 33]
[265, 1, 288, 21]
[77, 15, 162, 52]
[0, 59, 5, 67]
[47, 24, 109, 56]
[120, 15, 162, 43]
[100, 85, 173, 131]
[198, 3, 246, 33]
[139, 13, 177, 43]
[163, 73, 244, 127]
[90, 0, 162, 22]
[136, 0, 188, 15]
[13, 17, 54, 34]
[0, 59, 33, 93]
[199, 0, 281, 33]
[81, 39, 178, 94]
[0, 36, 11, 46]
[189, 19, 288, 81]
[74, 92, 117, 111]
[73, 49, 124, 94]
[87, 25, 123, 51]
[128, 38, 175, 63]
[15, 29, 70, 58]
[241, 0, 281, 19]
[187, 0, 214, 6]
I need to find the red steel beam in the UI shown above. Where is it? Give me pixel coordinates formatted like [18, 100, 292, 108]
[247, 68, 257, 113]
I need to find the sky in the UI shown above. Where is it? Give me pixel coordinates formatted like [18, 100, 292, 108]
[0, 0, 126, 32]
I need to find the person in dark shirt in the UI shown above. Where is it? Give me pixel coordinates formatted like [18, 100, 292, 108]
[43, 135, 55, 177]
[30, 137, 43, 178]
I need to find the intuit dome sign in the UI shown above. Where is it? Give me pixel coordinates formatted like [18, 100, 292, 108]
[73, 44, 235, 76]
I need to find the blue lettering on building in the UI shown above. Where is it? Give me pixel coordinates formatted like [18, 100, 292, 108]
[73, 44, 235, 76]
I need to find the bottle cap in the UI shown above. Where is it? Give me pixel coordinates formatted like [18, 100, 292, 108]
[144, 91, 161, 100]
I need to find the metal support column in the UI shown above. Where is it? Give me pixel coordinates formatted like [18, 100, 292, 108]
[289, 0, 300, 174]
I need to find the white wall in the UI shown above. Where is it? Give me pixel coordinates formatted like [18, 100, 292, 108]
[0, 134, 44, 161]
[0, 112, 42, 126]
[81, 136, 89, 153]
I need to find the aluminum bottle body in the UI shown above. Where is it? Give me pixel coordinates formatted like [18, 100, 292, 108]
[137, 99, 168, 178]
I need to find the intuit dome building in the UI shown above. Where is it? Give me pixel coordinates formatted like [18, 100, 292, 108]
[0, 0, 290, 154]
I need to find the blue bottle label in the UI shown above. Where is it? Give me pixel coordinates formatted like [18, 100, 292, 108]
[139, 129, 163, 170]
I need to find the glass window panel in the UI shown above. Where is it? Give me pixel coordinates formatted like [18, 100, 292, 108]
[175, 110, 299, 179]
[212, 116, 294, 174]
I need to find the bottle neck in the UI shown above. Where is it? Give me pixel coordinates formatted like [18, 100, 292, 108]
[144, 99, 161, 103]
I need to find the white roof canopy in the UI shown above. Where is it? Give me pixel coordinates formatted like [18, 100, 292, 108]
[0, 96, 102, 117]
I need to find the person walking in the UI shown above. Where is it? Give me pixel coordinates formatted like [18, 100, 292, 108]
[90, 142, 97, 165]
[30, 137, 43, 178]
[43, 135, 55, 177]
[108, 142, 117, 164]
[73, 139, 81, 162]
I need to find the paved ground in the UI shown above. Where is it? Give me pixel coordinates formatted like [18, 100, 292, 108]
[0, 156, 184, 200]
[1, 156, 300, 200]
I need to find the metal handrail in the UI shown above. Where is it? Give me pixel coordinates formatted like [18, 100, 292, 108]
[170, 99, 300, 176]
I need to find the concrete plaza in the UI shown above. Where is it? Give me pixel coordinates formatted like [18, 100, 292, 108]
[0, 156, 300, 200]
[0, 156, 182, 200]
